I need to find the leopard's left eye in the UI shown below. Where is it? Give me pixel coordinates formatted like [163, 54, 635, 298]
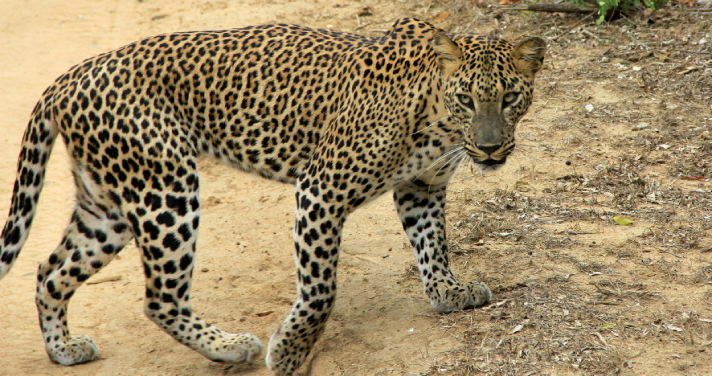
[503, 92, 519, 106]
[457, 94, 475, 110]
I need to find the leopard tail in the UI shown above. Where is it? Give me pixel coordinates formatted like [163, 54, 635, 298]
[0, 101, 59, 280]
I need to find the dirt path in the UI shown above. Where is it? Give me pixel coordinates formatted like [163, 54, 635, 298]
[0, 1, 477, 375]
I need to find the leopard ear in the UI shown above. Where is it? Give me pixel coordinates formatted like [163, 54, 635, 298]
[512, 37, 547, 76]
[431, 30, 462, 76]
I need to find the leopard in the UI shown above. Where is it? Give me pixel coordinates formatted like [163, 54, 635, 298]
[0, 18, 545, 375]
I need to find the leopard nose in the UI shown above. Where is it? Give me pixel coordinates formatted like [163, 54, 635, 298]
[475, 143, 502, 156]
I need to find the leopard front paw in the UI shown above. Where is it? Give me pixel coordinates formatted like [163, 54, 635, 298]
[431, 280, 491, 313]
[200, 332, 263, 363]
[266, 323, 319, 376]
[464, 280, 492, 308]
[46, 335, 99, 366]
[266, 327, 302, 376]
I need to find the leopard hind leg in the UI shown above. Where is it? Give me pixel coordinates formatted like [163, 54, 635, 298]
[36, 175, 133, 365]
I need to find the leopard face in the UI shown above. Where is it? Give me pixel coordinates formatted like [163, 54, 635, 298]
[433, 32, 546, 171]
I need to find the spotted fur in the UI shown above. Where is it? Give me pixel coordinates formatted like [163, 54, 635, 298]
[0, 18, 545, 375]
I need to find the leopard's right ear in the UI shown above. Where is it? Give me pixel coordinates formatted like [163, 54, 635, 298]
[512, 37, 546, 76]
[431, 30, 462, 76]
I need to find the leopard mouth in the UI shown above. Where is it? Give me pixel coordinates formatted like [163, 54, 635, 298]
[474, 157, 507, 167]
[463, 142, 513, 171]
[469, 154, 508, 172]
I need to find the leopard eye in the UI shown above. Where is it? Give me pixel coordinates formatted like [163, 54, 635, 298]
[503, 92, 519, 107]
[457, 94, 475, 110]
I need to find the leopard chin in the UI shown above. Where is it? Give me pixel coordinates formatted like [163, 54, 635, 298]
[473, 157, 508, 172]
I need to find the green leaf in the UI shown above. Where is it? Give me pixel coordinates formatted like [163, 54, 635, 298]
[596, 13, 606, 25]
[613, 216, 634, 226]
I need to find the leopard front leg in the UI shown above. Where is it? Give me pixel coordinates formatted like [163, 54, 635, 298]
[266, 178, 342, 376]
[131, 184, 263, 364]
[394, 183, 491, 313]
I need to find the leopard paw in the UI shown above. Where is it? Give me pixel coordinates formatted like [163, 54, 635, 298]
[46, 335, 99, 366]
[202, 333, 263, 363]
[431, 280, 491, 313]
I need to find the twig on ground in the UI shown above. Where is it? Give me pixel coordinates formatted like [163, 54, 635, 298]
[551, 11, 597, 41]
[87, 275, 122, 285]
[495, 4, 598, 13]
[583, 29, 603, 43]
[659, 248, 683, 258]
[672, 49, 712, 55]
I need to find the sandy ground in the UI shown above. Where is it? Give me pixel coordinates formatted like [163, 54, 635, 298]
[2, 1, 712, 376]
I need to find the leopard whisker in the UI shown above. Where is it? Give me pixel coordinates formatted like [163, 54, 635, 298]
[452, 156, 483, 182]
[422, 146, 464, 172]
[414, 146, 465, 182]
[512, 141, 542, 152]
[413, 116, 450, 135]
[427, 149, 467, 193]
[451, 151, 471, 178]
[511, 146, 539, 162]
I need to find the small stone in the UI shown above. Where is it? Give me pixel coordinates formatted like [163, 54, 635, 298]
[565, 160, 571, 166]
[701, 131, 711, 140]
[585, 104, 594, 112]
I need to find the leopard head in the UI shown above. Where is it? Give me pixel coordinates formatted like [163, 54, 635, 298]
[432, 31, 546, 171]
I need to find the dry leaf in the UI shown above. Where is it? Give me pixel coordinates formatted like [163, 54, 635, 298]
[357, 7, 373, 17]
[431, 11, 451, 23]
[653, 49, 671, 61]
[613, 216, 634, 226]
[678, 66, 699, 75]
[512, 323, 524, 334]
[663, 324, 683, 332]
